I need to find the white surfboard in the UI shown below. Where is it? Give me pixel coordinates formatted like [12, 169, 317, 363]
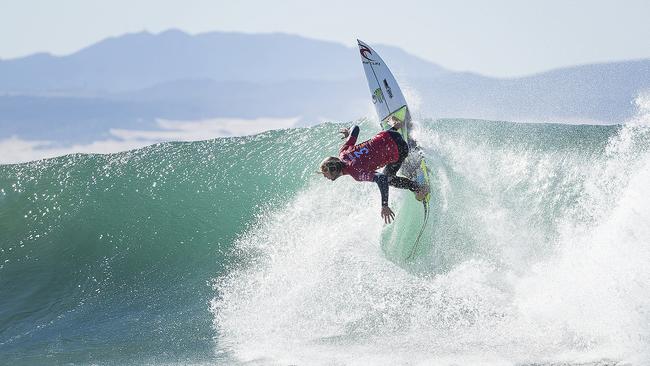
[357, 39, 431, 261]
[357, 40, 410, 130]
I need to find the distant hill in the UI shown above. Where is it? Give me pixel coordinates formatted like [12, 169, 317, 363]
[0, 30, 649, 145]
[0, 29, 447, 93]
[413, 59, 650, 123]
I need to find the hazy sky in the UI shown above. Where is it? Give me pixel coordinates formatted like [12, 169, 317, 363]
[1, 0, 649, 77]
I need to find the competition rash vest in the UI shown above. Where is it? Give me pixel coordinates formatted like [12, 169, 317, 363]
[339, 126, 400, 182]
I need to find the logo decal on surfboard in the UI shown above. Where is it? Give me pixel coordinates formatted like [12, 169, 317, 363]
[383, 79, 393, 98]
[372, 88, 384, 104]
[359, 45, 374, 61]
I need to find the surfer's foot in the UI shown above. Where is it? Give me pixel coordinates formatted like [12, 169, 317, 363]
[388, 116, 403, 130]
[415, 184, 429, 201]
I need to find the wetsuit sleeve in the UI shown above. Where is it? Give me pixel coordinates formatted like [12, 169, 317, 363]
[340, 125, 360, 153]
[389, 176, 420, 192]
[373, 173, 389, 207]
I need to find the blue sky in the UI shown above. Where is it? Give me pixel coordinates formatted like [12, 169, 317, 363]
[1, 0, 649, 77]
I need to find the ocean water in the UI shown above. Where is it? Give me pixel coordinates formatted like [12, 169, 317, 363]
[2, 107, 650, 365]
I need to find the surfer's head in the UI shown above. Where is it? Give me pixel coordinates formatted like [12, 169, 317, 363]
[319, 157, 344, 181]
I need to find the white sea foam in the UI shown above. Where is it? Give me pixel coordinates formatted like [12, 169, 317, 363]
[212, 102, 650, 365]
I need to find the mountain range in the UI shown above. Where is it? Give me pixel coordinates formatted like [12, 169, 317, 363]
[1, 29, 648, 145]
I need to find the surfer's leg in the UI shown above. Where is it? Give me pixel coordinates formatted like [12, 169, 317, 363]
[383, 161, 402, 176]
[384, 130, 427, 193]
[392, 131, 409, 161]
[388, 176, 420, 192]
[383, 130, 409, 176]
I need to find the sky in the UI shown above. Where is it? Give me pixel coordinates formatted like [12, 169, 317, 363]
[0, 0, 649, 77]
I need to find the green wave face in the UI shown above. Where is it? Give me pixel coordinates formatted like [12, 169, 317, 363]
[0, 124, 343, 364]
[3, 119, 650, 365]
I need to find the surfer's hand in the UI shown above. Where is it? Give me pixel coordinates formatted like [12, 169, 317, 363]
[339, 128, 350, 139]
[381, 206, 395, 224]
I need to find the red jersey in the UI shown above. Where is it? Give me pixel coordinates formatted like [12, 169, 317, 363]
[339, 127, 400, 182]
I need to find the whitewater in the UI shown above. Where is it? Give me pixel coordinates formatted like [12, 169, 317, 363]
[2, 97, 650, 365]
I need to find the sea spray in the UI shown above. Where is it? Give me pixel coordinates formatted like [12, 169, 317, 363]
[213, 117, 650, 365]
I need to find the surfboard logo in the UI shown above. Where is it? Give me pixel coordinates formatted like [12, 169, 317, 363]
[383, 79, 393, 98]
[359, 45, 374, 61]
[372, 88, 384, 104]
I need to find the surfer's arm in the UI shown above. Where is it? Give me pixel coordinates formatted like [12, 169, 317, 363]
[374, 174, 396, 223]
[339, 125, 360, 152]
[372, 173, 395, 224]
[373, 173, 390, 207]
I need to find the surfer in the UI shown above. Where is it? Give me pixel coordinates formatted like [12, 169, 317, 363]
[319, 121, 428, 224]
